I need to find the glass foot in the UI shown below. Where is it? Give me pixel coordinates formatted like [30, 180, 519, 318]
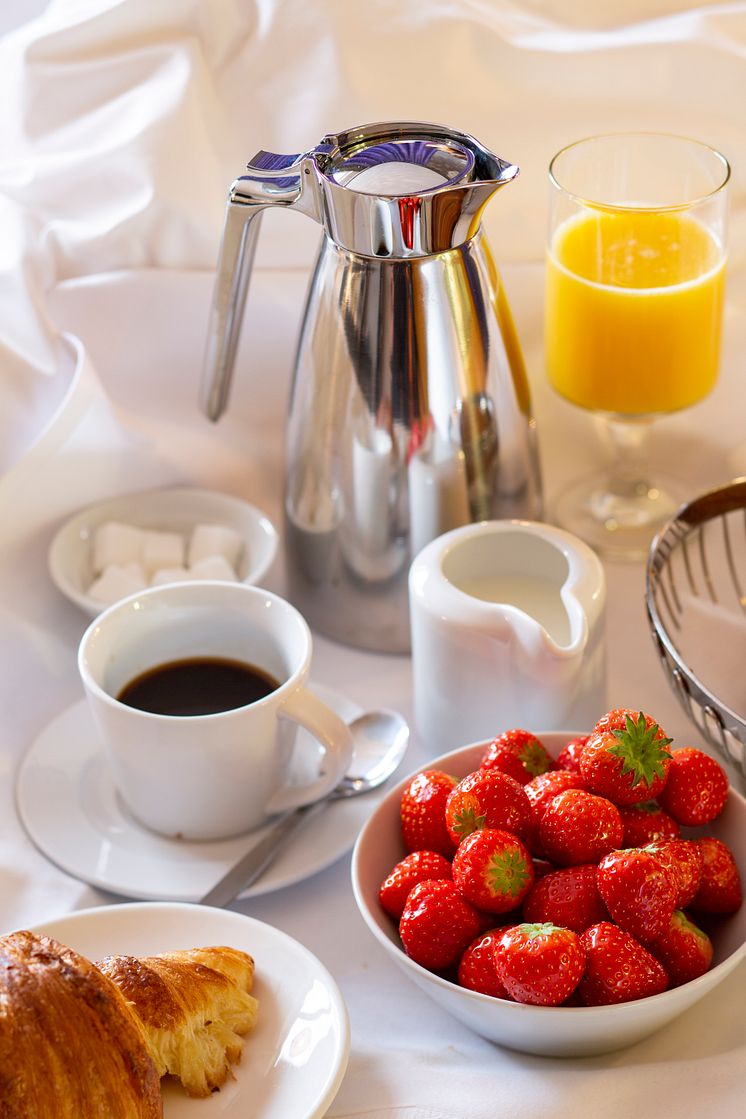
[552, 473, 688, 561]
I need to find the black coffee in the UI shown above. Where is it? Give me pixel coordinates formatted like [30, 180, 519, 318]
[117, 656, 280, 716]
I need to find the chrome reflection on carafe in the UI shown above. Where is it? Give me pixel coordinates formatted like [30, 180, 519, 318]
[202, 121, 543, 653]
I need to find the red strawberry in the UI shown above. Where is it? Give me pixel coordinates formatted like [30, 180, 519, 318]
[555, 735, 590, 773]
[400, 770, 458, 856]
[445, 769, 532, 846]
[596, 847, 677, 944]
[523, 769, 588, 854]
[578, 922, 669, 1005]
[645, 838, 703, 909]
[648, 909, 713, 986]
[580, 709, 673, 806]
[379, 850, 453, 919]
[399, 879, 483, 971]
[657, 747, 729, 826]
[525, 769, 588, 816]
[493, 922, 586, 1006]
[480, 729, 554, 785]
[618, 801, 680, 847]
[452, 828, 534, 913]
[457, 930, 510, 998]
[538, 788, 623, 866]
[690, 836, 742, 914]
[522, 863, 609, 933]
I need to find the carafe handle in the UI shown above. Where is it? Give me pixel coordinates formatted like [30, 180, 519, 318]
[201, 152, 308, 421]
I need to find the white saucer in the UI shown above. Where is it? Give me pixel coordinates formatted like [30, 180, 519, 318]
[29, 902, 349, 1119]
[16, 685, 379, 902]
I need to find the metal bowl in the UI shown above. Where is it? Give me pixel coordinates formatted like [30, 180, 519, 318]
[646, 478, 746, 789]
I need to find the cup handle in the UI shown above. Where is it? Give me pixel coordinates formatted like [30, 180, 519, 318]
[265, 686, 354, 813]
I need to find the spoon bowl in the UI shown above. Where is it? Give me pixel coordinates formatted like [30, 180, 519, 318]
[335, 710, 410, 797]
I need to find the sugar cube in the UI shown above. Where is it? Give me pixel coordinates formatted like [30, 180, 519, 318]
[141, 530, 185, 575]
[91, 521, 146, 575]
[189, 554, 238, 582]
[149, 566, 192, 586]
[188, 524, 243, 570]
[88, 563, 147, 604]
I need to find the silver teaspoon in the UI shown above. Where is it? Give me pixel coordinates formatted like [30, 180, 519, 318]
[199, 708, 409, 908]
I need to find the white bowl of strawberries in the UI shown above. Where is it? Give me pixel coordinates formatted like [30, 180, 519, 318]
[350, 709, 746, 1057]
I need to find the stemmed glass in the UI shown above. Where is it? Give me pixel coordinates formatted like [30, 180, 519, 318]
[545, 132, 729, 559]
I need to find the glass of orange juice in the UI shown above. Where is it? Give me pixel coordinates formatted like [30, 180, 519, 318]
[545, 133, 729, 558]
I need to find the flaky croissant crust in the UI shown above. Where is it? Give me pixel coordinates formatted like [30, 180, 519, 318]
[0, 930, 163, 1119]
[98, 945, 259, 1098]
[0, 932, 259, 1115]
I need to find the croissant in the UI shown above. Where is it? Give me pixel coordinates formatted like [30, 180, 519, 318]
[98, 945, 259, 1098]
[0, 929, 163, 1118]
[0, 931, 259, 1116]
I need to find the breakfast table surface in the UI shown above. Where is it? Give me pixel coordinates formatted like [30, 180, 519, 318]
[2, 2, 746, 1117]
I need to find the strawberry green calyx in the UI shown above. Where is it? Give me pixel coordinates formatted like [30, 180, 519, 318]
[451, 797, 486, 838]
[519, 922, 558, 940]
[608, 712, 673, 789]
[485, 849, 533, 899]
[452, 828, 534, 913]
[519, 741, 552, 778]
[581, 710, 675, 806]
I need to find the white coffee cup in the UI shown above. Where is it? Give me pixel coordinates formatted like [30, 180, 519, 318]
[409, 520, 607, 754]
[78, 581, 354, 840]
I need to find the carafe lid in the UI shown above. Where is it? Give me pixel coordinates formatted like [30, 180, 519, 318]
[326, 137, 476, 196]
[306, 121, 518, 257]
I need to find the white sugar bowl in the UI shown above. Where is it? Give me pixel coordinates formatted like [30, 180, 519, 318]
[408, 520, 607, 753]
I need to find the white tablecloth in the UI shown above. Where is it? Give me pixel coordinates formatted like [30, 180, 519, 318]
[2, 3, 746, 1116]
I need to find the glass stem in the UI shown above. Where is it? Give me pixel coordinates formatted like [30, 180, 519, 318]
[599, 415, 655, 498]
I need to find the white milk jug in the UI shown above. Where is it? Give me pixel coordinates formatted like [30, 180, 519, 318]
[409, 520, 607, 753]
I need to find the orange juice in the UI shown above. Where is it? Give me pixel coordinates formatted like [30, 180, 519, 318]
[545, 209, 725, 415]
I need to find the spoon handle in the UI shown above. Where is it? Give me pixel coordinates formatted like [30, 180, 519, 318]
[198, 798, 329, 908]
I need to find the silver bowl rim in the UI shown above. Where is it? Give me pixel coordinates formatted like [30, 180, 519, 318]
[645, 475, 746, 736]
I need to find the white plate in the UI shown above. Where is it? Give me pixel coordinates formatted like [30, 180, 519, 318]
[48, 485, 279, 617]
[27, 902, 349, 1119]
[16, 685, 377, 901]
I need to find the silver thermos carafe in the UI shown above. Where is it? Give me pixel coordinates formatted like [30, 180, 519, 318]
[201, 121, 543, 652]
